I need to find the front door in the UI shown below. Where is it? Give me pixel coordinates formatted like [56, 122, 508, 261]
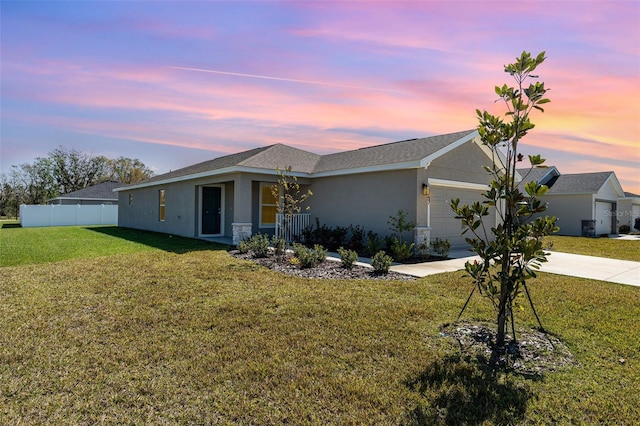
[202, 186, 222, 235]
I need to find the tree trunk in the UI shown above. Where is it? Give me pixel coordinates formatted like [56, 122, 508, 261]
[496, 290, 509, 347]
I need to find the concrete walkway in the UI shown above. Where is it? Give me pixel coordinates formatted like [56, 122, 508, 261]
[388, 250, 640, 287]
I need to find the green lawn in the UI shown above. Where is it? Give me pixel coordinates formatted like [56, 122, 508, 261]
[0, 224, 216, 267]
[546, 235, 640, 262]
[0, 226, 639, 424]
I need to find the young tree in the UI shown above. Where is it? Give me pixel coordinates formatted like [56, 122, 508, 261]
[450, 51, 559, 347]
[271, 166, 312, 216]
[271, 166, 312, 242]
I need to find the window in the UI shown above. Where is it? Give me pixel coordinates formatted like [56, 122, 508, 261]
[260, 183, 278, 226]
[159, 189, 166, 221]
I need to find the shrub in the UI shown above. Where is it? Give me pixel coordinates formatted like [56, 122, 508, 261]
[247, 233, 270, 258]
[416, 241, 431, 260]
[272, 235, 286, 259]
[337, 247, 359, 269]
[293, 243, 327, 269]
[372, 250, 392, 274]
[430, 238, 451, 258]
[346, 225, 366, 252]
[619, 224, 630, 234]
[364, 231, 384, 257]
[237, 238, 251, 254]
[390, 238, 414, 262]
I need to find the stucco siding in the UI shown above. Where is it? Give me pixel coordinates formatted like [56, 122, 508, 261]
[429, 186, 497, 247]
[118, 180, 199, 237]
[310, 169, 418, 238]
[597, 178, 622, 202]
[541, 194, 594, 236]
[618, 198, 640, 230]
[427, 141, 492, 184]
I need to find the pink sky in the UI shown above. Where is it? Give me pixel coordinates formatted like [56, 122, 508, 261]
[1, 1, 639, 193]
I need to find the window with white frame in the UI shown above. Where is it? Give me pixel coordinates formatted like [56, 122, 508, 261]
[159, 189, 166, 221]
[260, 183, 278, 227]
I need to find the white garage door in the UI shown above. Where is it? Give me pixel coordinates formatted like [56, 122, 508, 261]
[430, 186, 496, 248]
[595, 201, 614, 236]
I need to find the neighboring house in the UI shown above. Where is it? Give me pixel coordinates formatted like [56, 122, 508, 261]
[115, 129, 500, 247]
[47, 181, 122, 205]
[517, 167, 630, 236]
[619, 192, 640, 232]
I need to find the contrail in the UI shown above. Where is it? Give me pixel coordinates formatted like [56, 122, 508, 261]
[168, 66, 403, 93]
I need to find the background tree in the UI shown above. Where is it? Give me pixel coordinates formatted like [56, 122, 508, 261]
[0, 147, 154, 215]
[50, 147, 110, 194]
[106, 157, 154, 184]
[450, 51, 559, 347]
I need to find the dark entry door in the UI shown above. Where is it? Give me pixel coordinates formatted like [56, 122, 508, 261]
[202, 186, 221, 235]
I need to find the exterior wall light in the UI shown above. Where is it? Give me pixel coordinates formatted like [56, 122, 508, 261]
[422, 183, 430, 196]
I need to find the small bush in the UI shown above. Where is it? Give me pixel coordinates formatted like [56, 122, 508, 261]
[272, 235, 286, 259]
[346, 225, 366, 252]
[372, 251, 392, 274]
[364, 231, 384, 257]
[619, 224, 630, 234]
[390, 238, 414, 262]
[293, 243, 327, 269]
[430, 238, 451, 258]
[247, 233, 270, 258]
[337, 247, 359, 269]
[416, 241, 431, 260]
[237, 238, 251, 254]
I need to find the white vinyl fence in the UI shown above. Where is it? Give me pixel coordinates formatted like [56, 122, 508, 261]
[19, 204, 118, 228]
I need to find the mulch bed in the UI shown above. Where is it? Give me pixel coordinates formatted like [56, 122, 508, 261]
[229, 250, 416, 281]
[440, 322, 577, 375]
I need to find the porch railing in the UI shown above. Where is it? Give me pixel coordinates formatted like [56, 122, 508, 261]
[275, 213, 310, 243]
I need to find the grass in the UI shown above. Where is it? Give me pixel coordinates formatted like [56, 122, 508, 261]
[545, 235, 640, 262]
[0, 226, 639, 424]
[0, 225, 216, 267]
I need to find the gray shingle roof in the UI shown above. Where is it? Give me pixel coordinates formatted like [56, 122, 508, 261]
[546, 172, 614, 194]
[240, 144, 321, 173]
[131, 145, 274, 186]
[516, 167, 555, 184]
[52, 181, 121, 200]
[314, 129, 476, 173]
[118, 129, 478, 190]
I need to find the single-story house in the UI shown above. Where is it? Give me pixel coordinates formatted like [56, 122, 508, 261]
[47, 181, 121, 205]
[115, 129, 501, 247]
[517, 166, 633, 236]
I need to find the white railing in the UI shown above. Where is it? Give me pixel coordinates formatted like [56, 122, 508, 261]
[275, 213, 310, 242]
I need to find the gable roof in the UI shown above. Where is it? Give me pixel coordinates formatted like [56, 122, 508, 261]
[545, 171, 621, 194]
[116, 129, 481, 191]
[48, 181, 121, 202]
[313, 129, 477, 175]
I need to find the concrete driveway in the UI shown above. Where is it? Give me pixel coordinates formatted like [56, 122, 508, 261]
[389, 250, 640, 287]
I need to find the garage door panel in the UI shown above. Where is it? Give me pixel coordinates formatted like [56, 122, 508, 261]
[430, 187, 496, 247]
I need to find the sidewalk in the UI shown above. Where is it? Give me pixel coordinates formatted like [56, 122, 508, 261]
[387, 250, 640, 287]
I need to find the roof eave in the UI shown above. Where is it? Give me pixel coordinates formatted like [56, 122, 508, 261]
[419, 130, 481, 168]
[311, 161, 423, 178]
[114, 166, 312, 191]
